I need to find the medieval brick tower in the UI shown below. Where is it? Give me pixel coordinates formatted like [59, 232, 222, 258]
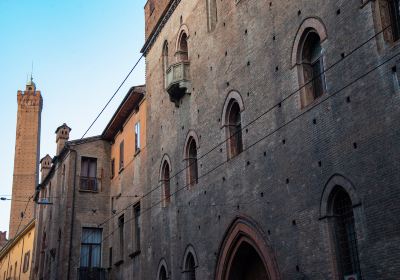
[9, 79, 42, 238]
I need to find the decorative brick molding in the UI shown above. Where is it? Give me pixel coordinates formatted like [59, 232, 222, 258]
[214, 216, 281, 280]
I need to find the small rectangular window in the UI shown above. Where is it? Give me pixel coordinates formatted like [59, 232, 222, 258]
[118, 215, 124, 259]
[111, 158, 115, 178]
[119, 141, 124, 171]
[80, 157, 97, 191]
[23, 251, 30, 273]
[135, 122, 141, 152]
[133, 203, 141, 252]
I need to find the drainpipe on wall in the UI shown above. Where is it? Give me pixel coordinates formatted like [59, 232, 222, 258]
[67, 148, 77, 280]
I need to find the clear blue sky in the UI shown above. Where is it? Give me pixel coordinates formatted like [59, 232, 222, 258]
[0, 0, 146, 235]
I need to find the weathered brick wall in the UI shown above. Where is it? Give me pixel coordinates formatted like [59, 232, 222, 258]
[33, 138, 111, 280]
[108, 98, 147, 280]
[143, 0, 400, 279]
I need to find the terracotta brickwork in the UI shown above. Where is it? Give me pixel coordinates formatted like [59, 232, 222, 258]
[9, 82, 42, 238]
[141, 0, 400, 279]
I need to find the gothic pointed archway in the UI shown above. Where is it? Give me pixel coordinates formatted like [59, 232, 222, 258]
[214, 216, 281, 280]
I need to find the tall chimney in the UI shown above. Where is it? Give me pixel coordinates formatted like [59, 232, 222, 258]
[40, 154, 52, 182]
[55, 123, 71, 155]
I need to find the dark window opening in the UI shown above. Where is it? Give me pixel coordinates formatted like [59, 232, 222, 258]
[186, 137, 198, 186]
[226, 101, 243, 159]
[23, 251, 30, 273]
[161, 161, 171, 207]
[301, 31, 325, 106]
[159, 266, 167, 280]
[133, 203, 141, 252]
[119, 141, 124, 171]
[118, 215, 124, 260]
[185, 253, 196, 280]
[111, 159, 115, 179]
[331, 188, 362, 279]
[80, 157, 97, 191]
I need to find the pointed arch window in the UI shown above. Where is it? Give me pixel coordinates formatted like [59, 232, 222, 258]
[162, 41, 169, 87]
[225, 100, 243, 159]
[185, 137, 198, 186]
[178, 31, 189, 61]
[161, 161, 171, 207]
[330, 187, 361, 279]
[184, 253, 196, 280]
[300, 30, 325, 107]
[158, 265, 168, 280]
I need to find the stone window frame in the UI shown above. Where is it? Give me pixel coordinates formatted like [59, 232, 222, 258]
[221, 90, 245, 160]
[157, 258, 169, 280]
[174, 25, 190, 62]
[159, 154, 172, 207]
[162, 40, 169, 88]
[291, 17, 328, 109]
[319, 174, 364, 280]
[183, 130, 200, 188]
[214, 216, 280, 280]
[181, 244, 199, 279]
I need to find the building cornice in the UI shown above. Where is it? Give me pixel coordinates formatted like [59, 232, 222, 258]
[0, 219, 35, 259]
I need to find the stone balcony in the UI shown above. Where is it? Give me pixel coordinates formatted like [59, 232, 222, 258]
[166, 61, 191, 106]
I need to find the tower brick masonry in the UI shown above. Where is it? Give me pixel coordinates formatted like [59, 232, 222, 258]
[9, 80, 42, 238]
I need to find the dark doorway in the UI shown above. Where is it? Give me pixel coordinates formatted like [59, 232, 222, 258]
[228, 242, 269, 280]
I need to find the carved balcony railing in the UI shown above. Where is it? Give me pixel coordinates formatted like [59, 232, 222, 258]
[166, 61, 191, 106]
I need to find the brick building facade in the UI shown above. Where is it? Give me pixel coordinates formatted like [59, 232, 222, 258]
[29, 0, 400, 279]
[32, 125, 111, 280]
[139, 0, 400, 279]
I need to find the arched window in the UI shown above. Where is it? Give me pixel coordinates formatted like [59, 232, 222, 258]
[162, 41, 169, 87]
[226, 100, 243, 159]
[330, 187, 361, 279]
[184, 253, 196, 280]
[177, 31, 189, 61]
[161, 161, 171, 207]
[300, 29, 325, 107]
[379, 0, 400, 42]
[206, 0, 217, 31]
[158, 265, 167, 280]
[185, 137, 198, 186]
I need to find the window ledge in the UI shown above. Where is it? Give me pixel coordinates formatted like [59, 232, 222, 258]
[129, 250, 141, 259]
[79, 189, 99, 193]
[114, 259, 124, 267]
